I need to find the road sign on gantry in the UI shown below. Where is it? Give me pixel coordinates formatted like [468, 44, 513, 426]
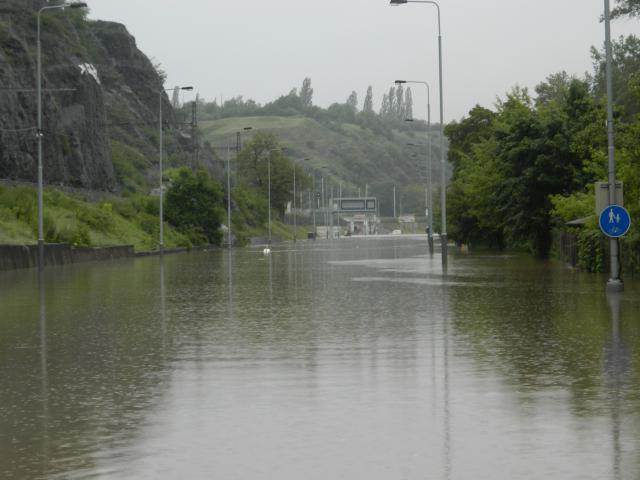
[599, 205, 631, 238]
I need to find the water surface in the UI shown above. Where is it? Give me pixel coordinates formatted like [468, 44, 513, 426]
[1, 237, 639, 479]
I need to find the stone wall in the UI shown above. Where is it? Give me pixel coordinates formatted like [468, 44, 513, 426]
[0, 244, 134, 271]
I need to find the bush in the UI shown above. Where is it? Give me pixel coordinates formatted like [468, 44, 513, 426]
[165, 168, 225, 245]
[578, 229, 605, 272]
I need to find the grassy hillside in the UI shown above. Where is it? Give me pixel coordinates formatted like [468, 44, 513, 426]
[201, 115, 444, 217]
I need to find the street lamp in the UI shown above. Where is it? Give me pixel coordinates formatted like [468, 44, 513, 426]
[407, 141, 434, 251]
[303, 159, 317, 238]
[400, 79, 434, 254]
[292, 158, 310, 243]
[226, 127, 252, 248]
[159, 85, 193, 254]
[321, 166, 329, 237]
[36, 1, 87, 270]
[390, 0, 448, 268]
[263, 147, 286, 246]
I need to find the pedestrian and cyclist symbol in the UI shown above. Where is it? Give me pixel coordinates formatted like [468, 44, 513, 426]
[599, 205, 631, 238]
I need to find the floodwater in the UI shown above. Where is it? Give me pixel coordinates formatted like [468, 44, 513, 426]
[1, 236, 639, 479]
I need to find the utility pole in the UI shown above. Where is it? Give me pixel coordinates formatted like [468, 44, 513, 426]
[191, 95, 198, 169]
[393, 184, 397, 218]
[604, 0, 623, 292]
[226, 144, 232, 248]
[293, 164, 297, 242]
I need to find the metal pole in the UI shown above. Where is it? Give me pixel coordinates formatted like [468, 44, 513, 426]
[159, 91, 164, 254]
[396, 1, 446, 265]
[293, 163, 297, 242]
[605, 0, 622, 292]
[268, 155, 272, 245]
[426, 85, 434, 255]
[393, 185, 397, 218]
[227, 144, 232, 248]
[36, 3, 87, 270]
[37, 8, 44, 270]
[321, 176, 325, 235]
[329, 184, 334, 239]
[435, 6, 447, 267]
[312, 178, 316, 237]
[338, 182, 342, 238]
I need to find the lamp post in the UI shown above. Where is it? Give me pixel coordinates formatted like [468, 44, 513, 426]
[268, 152, 272, 245]
[390, 0, 447, 267]
[303, 159, 316, 238]
[263, 147, 285, 246]
[159, 85, 193, 254]
[399, 80, 434, 254]
[292, 158, 310, 243]
[321, 166, 329, 237]
[604, 0, 623, 292]
[37, 1, 87, 270]
[226, 127, 252, 248]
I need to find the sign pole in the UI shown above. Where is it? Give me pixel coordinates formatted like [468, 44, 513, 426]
[604, 0, 623, 292]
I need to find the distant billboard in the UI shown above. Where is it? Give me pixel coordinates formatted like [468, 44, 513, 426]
[334, 197, 377, 213]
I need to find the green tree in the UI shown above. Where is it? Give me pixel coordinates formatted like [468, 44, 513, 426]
[446, 82, 600, 256]
[363, 86, 374, 114]
[493, 88, 586, 256]
[165, 167, 225, 245]
[395, 84, 405, 119]
[535, 71, 574, 106]
[405, 87, 414, 119]
[346, 91, 358, 114]
[590, 35, 640, 119]
[445, 105, 496, 172]
[380, 93, 390, 117]
[236, 132, 307, 217]
[612, 0, 640, 18]
[387, 87, 396, 119]
[300, 77, 313, 107]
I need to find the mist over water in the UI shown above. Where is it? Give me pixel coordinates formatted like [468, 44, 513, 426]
[1, 237, 639, 479]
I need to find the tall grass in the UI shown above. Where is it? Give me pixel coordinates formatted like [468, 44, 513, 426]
[0, 185, 190, 251]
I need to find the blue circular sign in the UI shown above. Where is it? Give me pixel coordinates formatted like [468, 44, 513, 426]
[599, 205, 631, 238]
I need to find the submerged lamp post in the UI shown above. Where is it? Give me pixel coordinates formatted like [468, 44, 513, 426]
[226, 127, 252, 248]
[604, 0, 623, 292]
[37, 1, 87, 270]
[159, 85, 193, 254]
[264, 147, 286, 246]
[292, 158, 310, 243]
[390, 0, 447, 268]
[398, 79, 434, 255]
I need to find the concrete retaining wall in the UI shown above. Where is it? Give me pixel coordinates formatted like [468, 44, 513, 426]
[0, 244, 135, 271]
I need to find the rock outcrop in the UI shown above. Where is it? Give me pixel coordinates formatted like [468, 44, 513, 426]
[0, 1, 189, 192]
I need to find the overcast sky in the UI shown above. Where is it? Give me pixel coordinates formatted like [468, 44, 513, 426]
[87, 0, 638, 122]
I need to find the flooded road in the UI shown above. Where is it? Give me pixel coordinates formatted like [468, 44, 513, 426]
[1, 237, 640, 479]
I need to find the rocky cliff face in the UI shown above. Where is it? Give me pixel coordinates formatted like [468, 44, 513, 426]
[0, 0, 189, 192]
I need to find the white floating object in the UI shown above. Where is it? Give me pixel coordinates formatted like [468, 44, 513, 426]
[263, 247, 271, 255]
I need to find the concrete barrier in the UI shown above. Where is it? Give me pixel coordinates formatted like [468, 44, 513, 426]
[250, 236, 283, 246]
[0, 244, 135, 271]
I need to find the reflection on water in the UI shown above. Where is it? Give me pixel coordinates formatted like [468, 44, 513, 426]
[38, 271, 50, 479]
[1, 238, 639, 479]
[605, 293, 631, 480]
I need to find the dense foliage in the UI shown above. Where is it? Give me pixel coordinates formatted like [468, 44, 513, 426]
[165, 168, 225, 245]
[446, 27, 640, 264]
